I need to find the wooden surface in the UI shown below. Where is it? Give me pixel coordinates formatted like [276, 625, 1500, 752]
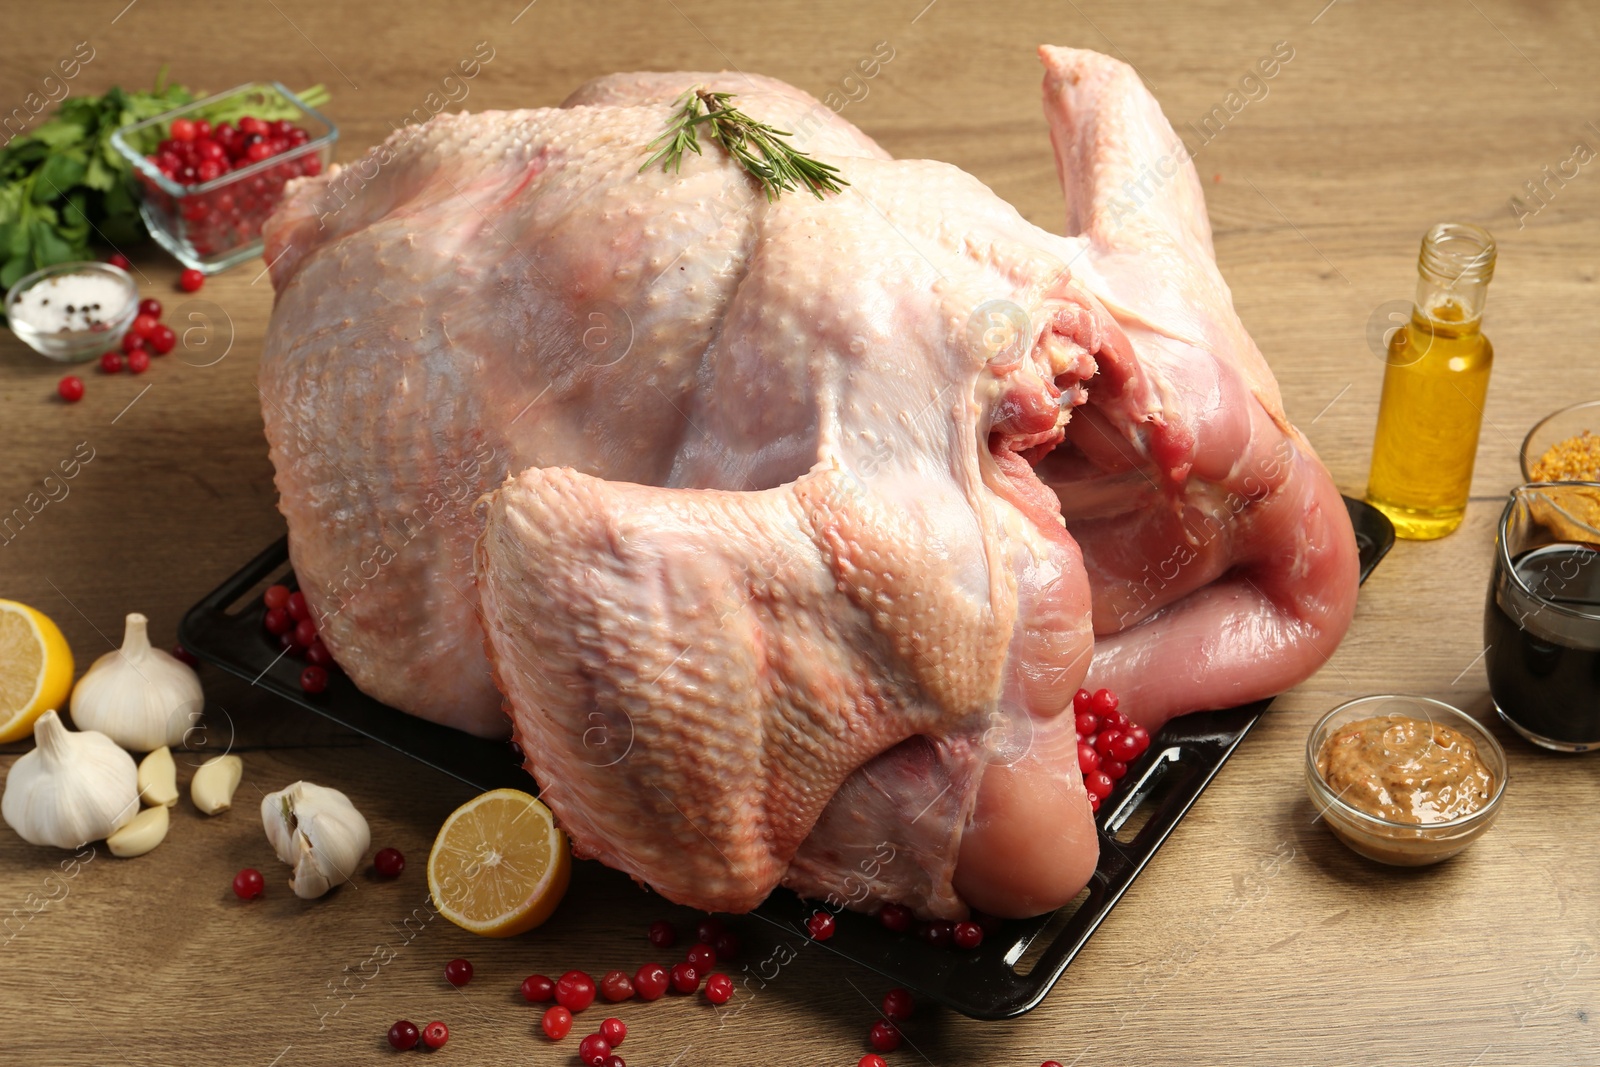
[3, 1, 1599, 1064]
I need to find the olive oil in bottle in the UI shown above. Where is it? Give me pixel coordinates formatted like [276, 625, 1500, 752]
[1367, 223, 1497, 540]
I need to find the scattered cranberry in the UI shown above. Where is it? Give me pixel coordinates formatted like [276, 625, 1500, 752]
[1074, 710, 1099, 736]
[300, 665, 329, 693]
[669, 961, 700, 994]
[178, 268, 204, 292]
[263, 584, 291, 609]
[131, 312, 159, 338]
[633, 962, 669, 1001]
[1090, 688, 1119, 716]
[953, 920, 984, 949]
[121, 330, 145, 354]
[232, 867, 264, 899]
[58, 375, 84, 402]
[868, 1020, 902, 1053]
[1102, 758, 1128, 780]
[521, 974, 555, 1003]
[99, 351, 123, 374]
[859, 1058, 887, 1067]
[918, 920, 953, 949]
[263, 606, 292, 635]
[541, 1005, 572, 1040]
[126, 349, 150, 375]
[647, 919, 677, 948]
[555, 970, 596, 1012]
[1042, 1062, 1066, 1067]
[148, 324, 176, 355]
[444, 958, 473, 986]
[372, 847, 404, 878]
[599, 1017, 626, 1046]
[286, 590, 310, 620]
[686, 942, 716, 972]
[1083, 771, 1114, 801]
[171, 644, 198, 668]
[603, 1057, 625, 1067]
[293, 617, 318, 647]
[806, 910, 836, 941]
[704, 972, 734, 1004]
[387, 1020, 419, 1050]
[696, 916, 724, 943]
[138, 297, 162, 318]
[279, 632, 302, 655]
[599, 970, 634, 1002]
[1077, 741, 1100, 775]
[305, 638, 334, 667]
[882, 987, 914, 1021]
[577, 1033, 611, 1066]
[420, 1021, 448, 1049]
[712, 930, 740, 961]
[107, 252, 132, 271]
[878, 903, 914, 933]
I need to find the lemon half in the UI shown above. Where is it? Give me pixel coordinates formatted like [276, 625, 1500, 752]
[427, 787, 570, 937]
[0, 598, 74, 744]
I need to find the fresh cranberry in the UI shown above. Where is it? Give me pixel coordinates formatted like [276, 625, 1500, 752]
[373, 847, 405, 877]
[420, 1021, 448, 1049]
[263, 606, 292, 635]
[99, 351, 123, 374]
[171, 644, 198, 668]
[299, 665, 328, 693]
[868, 1020, 901, 1053]
[686, 942, 716, 972]
[647, 919, 677, 948]
[599, 970, 634, 1002]
[386, 1020, 419, 1050]
[555, 970, 596, 1012]
[1089, 795, 1101, 813]
[1093, 730, 1123, 758]
[1102, 758, 1128, 780]
[633, 963, 669, 1001]
[1073, 688, 1093, 713]
[444, 958, 473, 986]
[918, 920, 953, 949]
[178, 268, 204, 292]
[137, 297, 162, 318]
[1042, 1062, 1066, 1067]
[293, 618, 318, 647]
[669, 961, 699, 994]
[1126, 725, 1151, 755]
[521, 974, 555, 1003]
[878, 903, 914, 933]
[1077, 741, 1100, 775]
[286, 590, 310, 619]
[107, 252, 132, 270]
[301, 155, 323, 177]
[170, 117, 197, 142]
[239, 116, 268, 137]
[57, 375, 84, 402]
[705, 972, 734, 1004]
[602, 1058, 625, 1067]
[541, 1005, 572, 1040]
[262, 583, 291, 609]
[196, 159, 224, 183]
[120, 333, 145, 357]
[279, 632, 302, 655]
[1083, 771, 1115, 800]
[1074, 710, 1098, 737]
[577, 1034, 611, 1066]
[599, 1017, 626, 1046]
[953, 921, 984, 949]
[245, 140, 274, 163]
[696, 917, 724, 943]
[1090, 688, 1119, 716]
[148, 324, 176, 354]
[131, 312, 159, 338]
[195, 139, 225, 162]
[882, 987, 914, 1021]
[232, 867, 264, 899]
[305, 639, 334, 667]
[806, 910, 835, 941]
[126, 349, 150, 375]
[1109, 731, 1143, 762]
[712, 930, 740, 961]
[859, 1058, 887, 1067]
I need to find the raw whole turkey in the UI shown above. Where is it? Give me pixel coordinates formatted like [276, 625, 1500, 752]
[258, 46, 1358, 920]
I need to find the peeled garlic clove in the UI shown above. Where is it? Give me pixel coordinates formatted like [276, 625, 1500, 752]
[106, 803, 169, 857]
[261, 780, 370, 899]
[191, 755, 243, 815]
[2, 710, 139, 849]
[137, 746, 179, 808]
[69, 613, 203, 752]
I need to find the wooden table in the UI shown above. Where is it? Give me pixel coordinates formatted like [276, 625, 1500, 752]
[4, 1, 1598, 1064]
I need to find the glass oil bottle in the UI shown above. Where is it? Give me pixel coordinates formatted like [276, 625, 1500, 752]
[1367, 223, 1497, 540]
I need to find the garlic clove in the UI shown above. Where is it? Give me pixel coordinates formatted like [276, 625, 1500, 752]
[106, 803, 169, 857]
[1, 709, 139, 849]
[137, 746, 179, 807]
[260, 780, 370, 899]
[190, 754, 243, 815]
[68, 613, 204, 753]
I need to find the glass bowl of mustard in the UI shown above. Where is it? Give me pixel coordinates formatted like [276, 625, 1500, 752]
[1521, 400, 1600, 483]
[1305, 695, 1507, 866]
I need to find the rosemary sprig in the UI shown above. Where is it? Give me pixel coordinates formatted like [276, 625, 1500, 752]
[640, 87, 848, 201]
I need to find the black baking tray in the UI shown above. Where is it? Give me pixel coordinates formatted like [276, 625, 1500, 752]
[180, 495, 1392, 1021]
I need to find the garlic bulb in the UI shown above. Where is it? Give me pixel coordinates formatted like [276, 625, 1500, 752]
[2, 710, 139, 848]
[70, 613, 203, 752]
[261, 780, 370, 899]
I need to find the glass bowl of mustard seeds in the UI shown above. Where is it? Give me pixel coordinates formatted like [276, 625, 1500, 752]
[1305, 695, 1507, 866]
[1522, 400, 1600, 483]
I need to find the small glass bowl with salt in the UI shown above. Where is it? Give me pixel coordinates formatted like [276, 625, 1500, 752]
[5, 261, 139, 362]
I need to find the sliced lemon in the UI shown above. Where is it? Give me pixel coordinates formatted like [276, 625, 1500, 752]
[427, 787, 570, 937]
[0, 599, 74, 744]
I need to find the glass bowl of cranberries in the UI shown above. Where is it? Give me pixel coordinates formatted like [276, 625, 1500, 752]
[110, 82, 337, 275]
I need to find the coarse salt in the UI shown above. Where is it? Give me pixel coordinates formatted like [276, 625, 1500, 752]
[8, 271, 132, 334]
